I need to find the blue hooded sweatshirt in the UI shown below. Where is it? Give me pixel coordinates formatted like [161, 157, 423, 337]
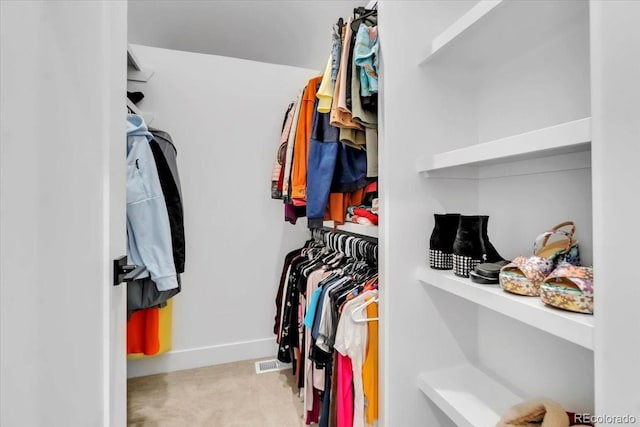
[126, 115, 178, 291]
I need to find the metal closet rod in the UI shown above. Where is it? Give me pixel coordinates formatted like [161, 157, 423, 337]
[319, 226, 378, 244]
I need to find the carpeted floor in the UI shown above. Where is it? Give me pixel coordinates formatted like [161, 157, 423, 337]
[127, 358, 305, 426]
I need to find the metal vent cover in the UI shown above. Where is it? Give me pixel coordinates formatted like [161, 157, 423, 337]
[254, 359, 290, 374]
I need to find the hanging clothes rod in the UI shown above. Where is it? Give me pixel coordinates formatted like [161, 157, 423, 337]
[312, 227, 378, 265]
[319, 226, 378, 243]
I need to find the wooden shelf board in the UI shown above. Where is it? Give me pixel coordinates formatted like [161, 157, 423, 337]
[417, 266, 594, 349]
[420, 0, 503, 65]
[418, 363, 523, 427]
[323, 221, 378, 239]
[416, 118, 591, 176]
[419, 0, 588, 67]
[127, 45, 142, 71]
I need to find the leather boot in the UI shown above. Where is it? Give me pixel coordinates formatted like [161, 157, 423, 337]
[452, 215, 484, 277]
[429, 213, 460, 270]
[480, 215, 504, 263]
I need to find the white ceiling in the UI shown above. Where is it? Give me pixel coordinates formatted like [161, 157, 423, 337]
[128, 0, 368, 71]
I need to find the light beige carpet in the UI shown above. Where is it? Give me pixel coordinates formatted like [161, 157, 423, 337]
[127, 358, 306, 427]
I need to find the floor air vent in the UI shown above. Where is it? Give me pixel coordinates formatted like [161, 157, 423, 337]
[255, 359, 290, 374]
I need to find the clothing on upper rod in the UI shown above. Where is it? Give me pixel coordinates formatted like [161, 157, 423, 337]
[271, 7, 379, 228]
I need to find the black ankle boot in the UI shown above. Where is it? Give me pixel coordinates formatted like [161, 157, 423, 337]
[429, 213, 460, 270]
[452, 215, 484, 277]
[480, 215, 504, 263]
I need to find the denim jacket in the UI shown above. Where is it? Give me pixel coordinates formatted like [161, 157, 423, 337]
[126, 115, 178, 291]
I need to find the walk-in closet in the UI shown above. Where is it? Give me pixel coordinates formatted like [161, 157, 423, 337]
[2, 1, 639, 427]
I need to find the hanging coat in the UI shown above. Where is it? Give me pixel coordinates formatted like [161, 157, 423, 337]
[126, 115, 178, 292]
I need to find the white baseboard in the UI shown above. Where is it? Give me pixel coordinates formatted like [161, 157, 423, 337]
[127, 337, 278, 378]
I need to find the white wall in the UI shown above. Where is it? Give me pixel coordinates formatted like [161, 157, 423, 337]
[378, 2, 478, 426]
[591, 2, 640, 420]
[127, 45, 319, 377]
[127, 0, 364, 70]
[1, 1, 128, 426]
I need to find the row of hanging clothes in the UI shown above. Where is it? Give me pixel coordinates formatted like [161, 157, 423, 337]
[274, 228, 379, 427]
[271, 6, 379, 230]
[125, 91, 185, 356]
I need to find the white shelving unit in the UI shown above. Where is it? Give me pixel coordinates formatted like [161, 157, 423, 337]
[126, 99, 155, 125]
[417, 267, 594, 349]
[127, 44, 155, 124]
[377, 0, 636, 425]
[417, 364, 523, 427]
[323, 220, 378, 239]
[419, 0, 503, 65]
[418, 0, 588, 67]
[127, 44, 155, 82]
[416, 118, 591, 176]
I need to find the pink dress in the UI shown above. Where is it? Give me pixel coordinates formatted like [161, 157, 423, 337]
[337, 353, 354, 427]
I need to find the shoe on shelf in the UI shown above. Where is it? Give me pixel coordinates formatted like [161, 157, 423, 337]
[500, 221, 581, 296]
[533, 221, 580, 266]
[469, 260, 509, 285]
[429, 213, 460, 270]
[499, 256, 555, 296]
[497, 398, 576, 427]
[452, 215, 504, 278]
[480, 215, 505, 263]
[540, 262, 594, 314]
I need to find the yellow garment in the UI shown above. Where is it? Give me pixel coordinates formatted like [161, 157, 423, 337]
[317, 54, 334, 113]
[362, 299, 379, 425]
[127, 299, 173, 359]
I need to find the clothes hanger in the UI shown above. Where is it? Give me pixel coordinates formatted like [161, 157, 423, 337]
[350, 294, 379, 323]
[351, 8, 377, 32]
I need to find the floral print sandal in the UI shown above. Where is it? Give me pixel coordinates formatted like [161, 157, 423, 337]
[532, 221, 580, 266]
[540, 262, 594, 314]
[499, 222, 581, 296]
[499, 256, 555, 296]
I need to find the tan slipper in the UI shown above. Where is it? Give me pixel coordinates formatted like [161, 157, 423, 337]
[496, 398, 569, 427]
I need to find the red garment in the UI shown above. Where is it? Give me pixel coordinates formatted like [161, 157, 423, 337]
[127, 308, 160, 356]
[353, 208, 378, 225]
[306, 389, 322, 425]
[364, 180, 377, 194]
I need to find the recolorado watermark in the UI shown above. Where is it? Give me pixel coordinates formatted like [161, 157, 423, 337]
[575, 413, 637, 424]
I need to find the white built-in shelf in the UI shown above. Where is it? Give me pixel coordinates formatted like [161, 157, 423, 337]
[417, 266, 594, 350]
[420, 0, 502, 65]
[417, 363, 523, 427]
[419, 0, 588, 66]
[323, 220, 378, 239]
[416, 118, 591, 178]
[127, 99, 155, 125]
[127, 45, 154, 82]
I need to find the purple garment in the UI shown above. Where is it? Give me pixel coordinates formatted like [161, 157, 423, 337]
[284, 203, 306, 225]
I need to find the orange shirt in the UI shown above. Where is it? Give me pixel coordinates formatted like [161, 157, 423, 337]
[362, 299, 379, 425]
[291, 76, 323, 202]
[325, 187, 365, 225]
[127, 308, 160, 356]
